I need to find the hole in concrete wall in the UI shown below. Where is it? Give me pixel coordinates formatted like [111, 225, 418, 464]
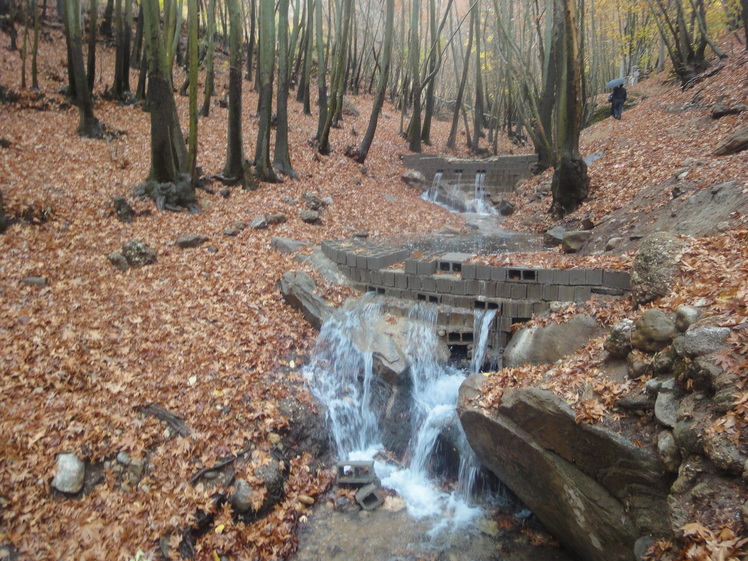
[475, 301, 486, 309]
[508, 269, 522, 280]
[417, 294, 427, 301]
[462, 333, 474, 343]
[366, 286, 376, 292]
[448, 332, 461, 343]
[439, 262, 451, 272]
[487, 302, 499, 310]
[452, 263, 462, 273]
[512, 317, 531, 325]
[377, 288, 385, 295]
[448, 344, 468, 362]
[428, 296, 439, 304]
[522, 270, 537, 281]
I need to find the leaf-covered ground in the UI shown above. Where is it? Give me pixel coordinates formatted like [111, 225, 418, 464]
[1, 25, 747, 561]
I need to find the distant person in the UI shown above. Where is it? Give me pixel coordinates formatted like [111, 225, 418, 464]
[609, 85, 627, 120]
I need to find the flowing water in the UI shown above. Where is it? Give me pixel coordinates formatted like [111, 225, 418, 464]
[295, 297, 569, 561]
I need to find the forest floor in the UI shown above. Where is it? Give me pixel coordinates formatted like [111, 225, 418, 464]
[0, 22, 747, 561]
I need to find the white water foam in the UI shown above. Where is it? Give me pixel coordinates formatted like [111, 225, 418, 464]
[304, 298, 496, 533]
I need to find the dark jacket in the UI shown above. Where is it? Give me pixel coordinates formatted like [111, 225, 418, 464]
[609, 85, 627, 103]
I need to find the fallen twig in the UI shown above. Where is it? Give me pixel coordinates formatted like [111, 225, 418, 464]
[139, 404, 190, 437]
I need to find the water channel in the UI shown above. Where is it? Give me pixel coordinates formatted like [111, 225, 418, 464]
[290, 177, 570, 561]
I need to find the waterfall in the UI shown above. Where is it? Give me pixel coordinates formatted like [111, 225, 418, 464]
[303, 294, 383, 458]
[304, 297, 499, 530]
[469, 171, 496, 215]
[422, 171, 444, 204]
[471, 308, 497, 375]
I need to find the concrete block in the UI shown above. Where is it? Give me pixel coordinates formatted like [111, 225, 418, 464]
[533, 301, 550, 314]
[508, 268, 538, 282]
[440, 294, 455, 306]
[355, 254, 367, 269]
[574, 286, 592, 301]
[370, 271, 382, 285]
[603, 270, 631, 290]
[421, 276, 436, 292]
[407, 275, 421, 291]
[336, 461, 376, 485]
[527, 284, 543, 301]
[394, 271, 408, 289]
[558, 285, 576, 301]
[569, 268, 587, 286]
[454, 296, 474, 309]
[404, 259, 419, 275]
[382, 270, 396, 287]
[355, 483, 384, 511]
[499, 316, 513, 332]
[516, 300, 533, 317]
[461, 263, 477, 280]
[346, 252, 358, 267]
[542, 285, 559, 301]
[476, 265, 492, 280]
[538, 269, 554, 284]
[436, 275, 454, 294]
[553, 269, 571, 285]
[585, 269, 604, 286]
[490, 267, 507, 282]
[496, 283, 512, 299]
[417, 260, 438, 275]
[465, 280, 482, 295]
[452, 280, 467, 295]
[510, 284, 527, 300]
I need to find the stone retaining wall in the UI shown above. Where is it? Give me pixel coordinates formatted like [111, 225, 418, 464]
[402, 154, 538, 194]
[322, 239, 629, 355]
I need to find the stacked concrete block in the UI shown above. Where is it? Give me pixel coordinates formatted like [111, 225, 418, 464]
[318, 236, 630, 365]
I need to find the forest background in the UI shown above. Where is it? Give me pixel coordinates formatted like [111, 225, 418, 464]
[0, 0, 747, 559]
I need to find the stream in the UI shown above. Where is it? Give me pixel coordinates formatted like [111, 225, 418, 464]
[293, 296, 570, 561]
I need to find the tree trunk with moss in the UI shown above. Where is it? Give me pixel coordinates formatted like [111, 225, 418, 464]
[550, 0, 588, 217]
[200, 0, 216, 116]
[141, 0, 197, 211]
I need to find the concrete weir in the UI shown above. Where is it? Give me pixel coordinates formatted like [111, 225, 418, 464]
[321, 239, 630, 363]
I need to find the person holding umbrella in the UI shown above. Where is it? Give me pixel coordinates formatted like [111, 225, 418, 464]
[606, 77, 627, 120]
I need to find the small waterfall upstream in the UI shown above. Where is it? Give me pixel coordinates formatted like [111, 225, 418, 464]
[304, 296, 500, 533]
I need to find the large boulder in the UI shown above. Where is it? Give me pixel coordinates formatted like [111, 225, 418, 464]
[458, 380, 670, 561]
[503, 314, 603, 367]
[630, 309, 678, 352]
[630, 232, 685, 305]
[279, 271, 334, 330]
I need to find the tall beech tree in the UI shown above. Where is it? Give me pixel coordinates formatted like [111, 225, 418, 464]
[62, 0, 102, 138]
[140, 0, 197, 210]
[273, 0, 296, 177]
[218, 0, 253, 187]
[254, 0, 279, 181]
[549, 0, 588, 217]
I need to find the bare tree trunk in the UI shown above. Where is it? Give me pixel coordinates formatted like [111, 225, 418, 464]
[63, 0, 102, 138]
[274, 0, 296, 177]
[406, 0, 422, 152]
[187, 0, 198, 177]
[318, 0, 353, 154]
[447, 5, 473, 149]
[200, 0, 216, 115]
[254, 0, 279, 181]
[347, 0, 393, 163]
[31, 0, 39, 89]
[220, 0, 252, 186]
